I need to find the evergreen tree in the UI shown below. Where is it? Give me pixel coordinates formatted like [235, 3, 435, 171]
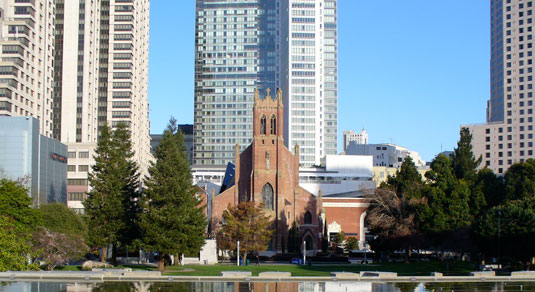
[452, 127, 482, 183]
[140, 117, 206, 272]
[421, 155, 472, 235]
[84, 124, 140, 263]
[504, 159, 535, 201]
[386, 156, 423, 198]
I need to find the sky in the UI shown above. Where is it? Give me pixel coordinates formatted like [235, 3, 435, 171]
[148, 1, 490, 162]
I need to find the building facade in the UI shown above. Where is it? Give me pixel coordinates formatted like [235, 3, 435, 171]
[280, 0, 338, 166]
[53, 0, 151, 209]
[465, 0, 535, 174]
[345, 143, 426, 168]
[0, 117, 67, 205]
[211, 89, 322, 253]
[194, 0, 338, 167]
[343, 129, 368, 152]
[0, 0, 55, 138]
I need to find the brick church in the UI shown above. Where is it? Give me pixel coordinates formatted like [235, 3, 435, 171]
[211, 88, 322, 253]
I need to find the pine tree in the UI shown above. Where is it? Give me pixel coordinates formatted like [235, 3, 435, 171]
[452, 127, 482, 182]
[84, 124, 140, 263]
[140, 117, 206, 272]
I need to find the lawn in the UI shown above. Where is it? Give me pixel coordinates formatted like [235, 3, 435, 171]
[55, 261, 477, 276]
[162, 261, 477, 276]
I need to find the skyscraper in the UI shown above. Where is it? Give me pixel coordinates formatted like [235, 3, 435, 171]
[193, 0, 277, 166]
[0, 0, 56, 137]
[194, 0, 338, 167]
[280, 0, 338, 166]
[53, 0, 151, 210]
[465, 0, 535, 175]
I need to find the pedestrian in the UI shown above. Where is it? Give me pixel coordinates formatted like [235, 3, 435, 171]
[256, 255, 260, 265]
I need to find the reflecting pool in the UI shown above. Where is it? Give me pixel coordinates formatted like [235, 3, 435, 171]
[1, 281, 533, 292]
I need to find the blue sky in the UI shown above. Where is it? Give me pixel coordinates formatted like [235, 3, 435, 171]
[148, 1, 490, 162]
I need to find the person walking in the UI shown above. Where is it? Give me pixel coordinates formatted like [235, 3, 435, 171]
[256, 255, 260, 265]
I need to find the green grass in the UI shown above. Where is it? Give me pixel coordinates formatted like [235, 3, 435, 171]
[55, 261, 477, 277]
[163, 261, 477, 276]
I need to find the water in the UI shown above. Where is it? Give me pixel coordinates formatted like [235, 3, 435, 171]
[0, 281, 534, 292]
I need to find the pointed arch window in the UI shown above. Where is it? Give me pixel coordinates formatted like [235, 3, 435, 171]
[270, 115, 276, 135]
[304, 211, 312, 224]
[260, 115, 267, 135]
[262, 183, 274, 210]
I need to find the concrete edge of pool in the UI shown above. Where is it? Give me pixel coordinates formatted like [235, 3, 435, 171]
[2, 270, 535, 283]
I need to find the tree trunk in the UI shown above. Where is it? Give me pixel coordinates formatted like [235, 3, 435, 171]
[174, 253, 179, 266]
[243, 252, 247, 266]
[157, 254, 165, 272]
[111, 244, 118, 266]
[100, 246, 107, 263]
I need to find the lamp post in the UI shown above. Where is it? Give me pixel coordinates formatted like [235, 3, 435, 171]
[498, 209, 501, 265]
[237, 241, 240, 266]
[303, 240, 306, 265]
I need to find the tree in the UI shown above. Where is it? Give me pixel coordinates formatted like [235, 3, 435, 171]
[386, 156, 423, 198]
[140, 117, 206, 272]
[366, 188, 424, 252]
[0, 216, 37, 271]
[474, 198, 535, 261]
[84, 124, 140, 263]
[0, 178, 40, 271]
[421, 155, 472, 235]
[452, 127, 482, 183]
[220, 201, 273, 264]
[31, 227, 88, 270]
[38, 203, 88, 239]
[344, 236, 359, 254]
[0, 178, 41, 229]
[504, 159, 535, 201]
[473, 168, 505, 209]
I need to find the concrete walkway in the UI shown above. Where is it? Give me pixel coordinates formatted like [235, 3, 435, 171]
[1, 270, 535, 283]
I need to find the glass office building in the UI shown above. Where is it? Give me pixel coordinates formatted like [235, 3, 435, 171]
[194, 0, 277, 166]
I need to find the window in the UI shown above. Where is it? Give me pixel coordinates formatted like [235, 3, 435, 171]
[67, 152, 76, 158]
[68, 179, 88, 186]
[79, 151, 89, 158]
[262, 183, 273, 210]
[270, 115, 276, 135]
[68, 192, 86, 201]
[304, 211, 312, 224]
[78, 165, 89, 172]
[67, 165, 75, 172]
[260, 115, 266, 135]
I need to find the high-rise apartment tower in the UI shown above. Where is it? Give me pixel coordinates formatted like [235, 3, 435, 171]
[0, 0, 56, 137]
[194, 0, 338, 167]
[465, 0, 535, 175]
[54, 0, 151, 211]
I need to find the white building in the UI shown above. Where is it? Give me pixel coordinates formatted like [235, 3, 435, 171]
[343, 129, 368, 152]
[463, 0, 535, 175]
[53, 0, 151, 211]
[0, 0, 55, 137]
[280, 0, 338, 166]
[299, 154, 374, 196]
[345, 142, 426, 168]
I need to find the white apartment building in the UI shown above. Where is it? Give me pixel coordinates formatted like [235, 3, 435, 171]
[343, 129, 368, 152]
[53, 0, 151, 210]
[464, 0, 535, 175]
[280, 0, 338, 166]
[0, 0, 55, 137]
[345, 142, 426, 168]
